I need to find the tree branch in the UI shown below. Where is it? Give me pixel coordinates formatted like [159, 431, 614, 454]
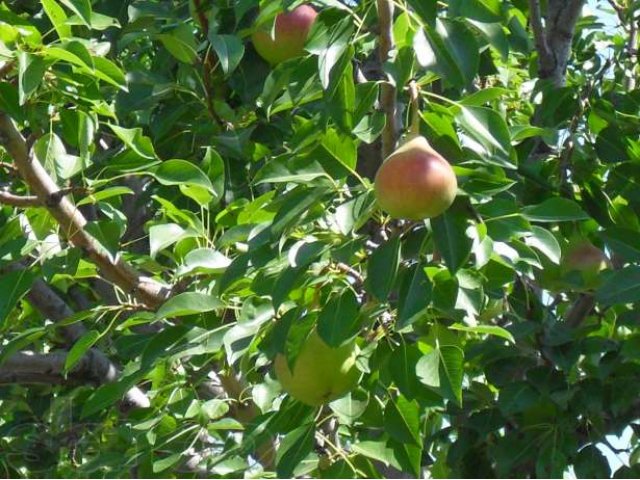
[0, 351, 107, 385]
[529, 0, 552, 65]
[376, 0, 397, 158]
[542, 0, 586, 86]
[1, 262, 150, 408]
[0, 113, 170, 308]
[0, 189, 40, 207]
[565, 294, 596, 328]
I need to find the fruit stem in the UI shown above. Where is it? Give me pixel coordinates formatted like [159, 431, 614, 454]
[408, 80, 421, 139]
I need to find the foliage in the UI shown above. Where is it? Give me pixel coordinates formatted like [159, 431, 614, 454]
[0, 0, 639, 478]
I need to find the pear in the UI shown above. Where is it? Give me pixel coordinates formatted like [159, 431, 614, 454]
[274, 330, 360, 406]
[562, 238, 608, 289]
[251, 5, 318, 65]
[374, 136, 458, 220]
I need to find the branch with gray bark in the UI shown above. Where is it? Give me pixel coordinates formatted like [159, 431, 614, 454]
[1, 262, 150, 407]
[0, 112, 170, 309]
[529, 0, 586, 87]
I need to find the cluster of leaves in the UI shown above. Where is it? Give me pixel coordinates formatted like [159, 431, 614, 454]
[0, 0, 640, 478]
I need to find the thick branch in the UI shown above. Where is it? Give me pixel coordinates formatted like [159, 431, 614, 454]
[0, 113, 170, 308]
[376, 0, 397, 158]
[541, 0, 586, 87]
[0, 351, 108, 385]
[1, 262, 150, 408]
[565, 294, 596, 328]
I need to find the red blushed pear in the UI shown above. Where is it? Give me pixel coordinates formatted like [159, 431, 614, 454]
[251, 5, 318, 65]
[374, 136, 458, 220]
[562, 238, 608, 288]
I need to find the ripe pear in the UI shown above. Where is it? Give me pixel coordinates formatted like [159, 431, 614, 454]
[562, 238, 608, 288]
[251, 5, 318, 65]
[374, 136, 458, 220]
[274, 330, 360, 406]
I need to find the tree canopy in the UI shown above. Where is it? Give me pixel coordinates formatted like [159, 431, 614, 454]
[1, 0, 640, 478]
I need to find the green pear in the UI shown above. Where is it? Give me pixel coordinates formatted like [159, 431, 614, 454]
[251, 5, 318, 65]
[374, 136, 458, 220]
[274, 330, 360, 406]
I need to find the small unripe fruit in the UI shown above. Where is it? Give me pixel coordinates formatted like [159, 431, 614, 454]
[274, 330, 360, 407]
[374, 136, 457, 220]
[251, 5, 318, 65]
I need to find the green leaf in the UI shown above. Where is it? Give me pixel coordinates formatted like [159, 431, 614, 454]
[209, 34, 244, 75]
[149, 223, 186, 258]
[432, 209, 472, 273]
[466, 19, 509, 61]
[352, 440, 402, 471]
[65, 12, 120, 30]
[449, 0, 503, 22]
[389, 344, 422, 399]
[276, 423, 316, 478]
[365, 236, 401, 301]
[596, 266, 640, 305]
[0, 328, 46, 366]
[155, 292, 223, 320]
[574, 445, 611, 479]
[459, 87, 508, 106]
[525, 226, 561, 264]
[0, 269, 35, 327]
[84, 220, 122, 261]
[497, 382, 539, 415]
[306, 11, 354, 89]
[156, 25, 198, 64]
[58, 0, 92, 27]
[317, 289, 360, 347]
[329, 388, 369, 425]
[448, 323, 514, 343]
[414, 19, 479, 88]
[81, 373, 143, 418]
[92, 57, 127, 88]
[406, 0, 437, 24]
[457, 106, 512, 161]
[397, 264, 432, 329]
[108, 125, 156, 159]
[202, 399, 230, 420]
[41, 0, 72, 39]
[437, 344, 464, 405]
[64, 330, 100, 373]
[152, 159, 216, 205]
[152, 454, 183, 473]
[33, 133, 83, 180]
[384, 395, 421, 446]
[521, 197, 589, 222]
[18, 52, 47, 105]
[202, 147, 225, 204]
[176, 248, 232, 276]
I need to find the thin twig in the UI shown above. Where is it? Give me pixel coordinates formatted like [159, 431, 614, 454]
[335, 262, 365, 286]
[0, 190, 40, 207]
[0, 160, 18, 174]
[529, 0, 552, 62]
